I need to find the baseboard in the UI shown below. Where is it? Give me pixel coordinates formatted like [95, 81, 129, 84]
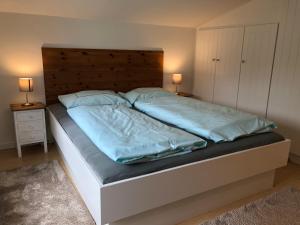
[0, 141, 16, 150]
[290, 153, 300, 165]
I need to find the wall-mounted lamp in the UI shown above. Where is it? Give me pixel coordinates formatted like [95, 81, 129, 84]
[172, 73, 182, 94]
[19, 77, 33, 106]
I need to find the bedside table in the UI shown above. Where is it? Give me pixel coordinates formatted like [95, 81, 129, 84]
[10, 102, 48, 158]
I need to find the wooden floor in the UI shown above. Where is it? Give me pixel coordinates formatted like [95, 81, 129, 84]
[0, 143, 60, 172]
[1, 143, 300, 225]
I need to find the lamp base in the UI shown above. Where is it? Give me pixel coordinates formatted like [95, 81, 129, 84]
[22, 92, 33, 106]
[22, 102, 34, 106]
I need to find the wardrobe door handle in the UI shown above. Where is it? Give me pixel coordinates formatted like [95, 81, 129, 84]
[212, 58, 216, 61]
[241, 60, 246, 63]
[216, 58, 220, 62]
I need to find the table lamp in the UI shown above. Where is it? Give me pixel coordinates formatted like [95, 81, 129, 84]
[19, 77, 33, 106]
[172, 73, 182, 94]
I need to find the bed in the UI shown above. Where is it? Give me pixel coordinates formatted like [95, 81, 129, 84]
[42, 47, 291, 225]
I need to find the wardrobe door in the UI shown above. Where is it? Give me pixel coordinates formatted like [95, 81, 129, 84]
[237, 24, 278, 116]
[193, 29, 218, 102]
[268, 0, 300, 157]
[213, 27, 244, 108]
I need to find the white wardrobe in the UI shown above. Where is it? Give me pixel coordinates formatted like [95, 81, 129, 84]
[193, 24, 278, 116]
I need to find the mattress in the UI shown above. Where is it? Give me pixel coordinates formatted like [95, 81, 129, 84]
[48, 103, 285, 184]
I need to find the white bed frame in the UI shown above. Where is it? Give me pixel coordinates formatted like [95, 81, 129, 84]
[49, 110, 290, 225]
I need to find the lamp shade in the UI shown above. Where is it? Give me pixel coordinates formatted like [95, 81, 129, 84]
[19, 78, 33, 92]
[172, 73, 182, 85]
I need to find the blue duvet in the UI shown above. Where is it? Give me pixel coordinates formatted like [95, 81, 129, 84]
[133, 95, 276, 142]
[68, 105, 206, 164]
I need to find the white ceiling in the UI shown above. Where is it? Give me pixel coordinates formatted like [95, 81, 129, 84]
[0, 0, 251, 27]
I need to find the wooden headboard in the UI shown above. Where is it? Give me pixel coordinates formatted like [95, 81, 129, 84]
[42, 47, 163, 104]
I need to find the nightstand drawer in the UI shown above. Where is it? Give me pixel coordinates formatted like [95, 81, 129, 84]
[19, 130, 44, 144]
[16, 110, 43, 122]
[17, 120, 44, 132]
[10, 102, 47, 158]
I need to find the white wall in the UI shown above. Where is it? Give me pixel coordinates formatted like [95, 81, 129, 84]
[200, 0, 287, 28]
[199, 0, 300, 157]
[0, 12, 196, 149]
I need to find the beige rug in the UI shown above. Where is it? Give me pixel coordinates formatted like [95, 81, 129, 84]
[0, 161, 95, 225]
[200, 187, 300, 225]
[1, 161, 300, 225]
